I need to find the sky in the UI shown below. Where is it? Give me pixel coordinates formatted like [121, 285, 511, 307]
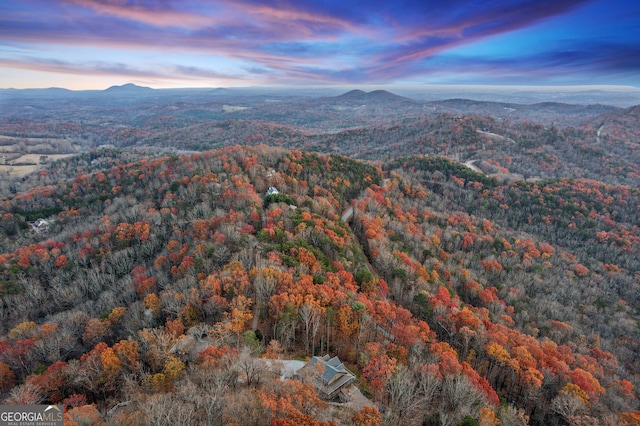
[0, 0, 639, 90]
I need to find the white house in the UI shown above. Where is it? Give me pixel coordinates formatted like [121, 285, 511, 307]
[31, 219, 50, 234]
[266, 187, 279, 196]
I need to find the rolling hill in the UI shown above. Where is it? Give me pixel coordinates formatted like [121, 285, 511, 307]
[0, 86, 639, 424]
[0, 145, 638, 425]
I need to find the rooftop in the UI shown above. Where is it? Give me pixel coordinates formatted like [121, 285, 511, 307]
[308, 354, 356, 400]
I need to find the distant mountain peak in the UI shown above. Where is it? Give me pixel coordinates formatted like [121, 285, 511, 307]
[104, 83, 153, 92]
[368, 89, 394, 96]
[337, 89, 367, 98]
[367, 89, 412, 101]
[335, 89, 412, 103]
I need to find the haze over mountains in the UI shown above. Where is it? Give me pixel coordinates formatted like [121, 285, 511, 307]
[1, 85, 639, 191]
[0, 85, 639, 425]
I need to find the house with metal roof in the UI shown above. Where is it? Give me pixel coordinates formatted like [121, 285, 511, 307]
[306, 354, 356, 400]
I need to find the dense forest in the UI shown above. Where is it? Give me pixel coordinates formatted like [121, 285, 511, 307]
[2, 89, 638, 198]
[0, 144, 638, 425]
[0, 87, 639, 424]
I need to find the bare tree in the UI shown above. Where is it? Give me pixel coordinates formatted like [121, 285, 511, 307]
[415, 366, 441, 423]
[385, 365, 422, 426]
[299, 303, 321, 355]
[141, 393, 198, 426]
[438, 375, 482, 426]
[497, 404, 529, 426]
[235, 346, 262, 387]
[550, 392, 587, 422]
[4, 382, 44, 405]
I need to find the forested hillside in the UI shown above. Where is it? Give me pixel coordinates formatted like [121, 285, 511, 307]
[133, 107, 638, 188]
[0, 146, 638, 425]
[2, 88, 639, 195]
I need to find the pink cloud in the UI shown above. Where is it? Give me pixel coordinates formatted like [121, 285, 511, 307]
[1, 0, 635, 87]
[231, 2, 362, 39]
[62, 0, 212, 29]
[0, 57, 252, 85]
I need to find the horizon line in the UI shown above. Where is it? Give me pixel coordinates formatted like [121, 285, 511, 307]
[2, 83, 640, 92]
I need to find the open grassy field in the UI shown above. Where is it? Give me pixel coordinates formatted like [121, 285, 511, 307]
[0, 153, 75, 177]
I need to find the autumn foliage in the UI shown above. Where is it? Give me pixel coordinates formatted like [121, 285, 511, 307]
[0, 145, 637, 425]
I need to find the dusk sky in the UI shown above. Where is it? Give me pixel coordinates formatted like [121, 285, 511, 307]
[1, 0, 639, 89]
